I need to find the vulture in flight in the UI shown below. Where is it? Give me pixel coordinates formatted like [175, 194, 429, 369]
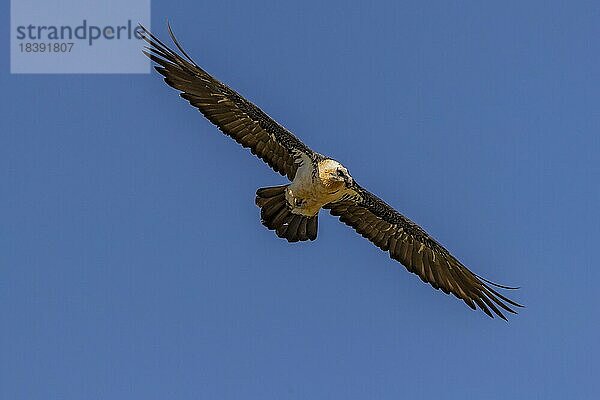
[140, 24, 522, 320]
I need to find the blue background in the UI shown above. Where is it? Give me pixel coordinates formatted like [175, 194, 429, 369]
[2, 1, 599, 399]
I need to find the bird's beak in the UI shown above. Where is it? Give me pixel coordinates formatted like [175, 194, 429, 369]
[344, 176, 353, 188]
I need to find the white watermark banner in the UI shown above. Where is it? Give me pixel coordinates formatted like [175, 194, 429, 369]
[11, 0, 151, 73]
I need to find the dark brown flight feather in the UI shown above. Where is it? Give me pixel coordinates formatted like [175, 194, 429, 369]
[139, 24, 314, 180]
[325, 185, 523, 320]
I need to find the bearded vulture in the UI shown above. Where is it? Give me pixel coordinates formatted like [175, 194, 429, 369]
[140, 24, 522, 320]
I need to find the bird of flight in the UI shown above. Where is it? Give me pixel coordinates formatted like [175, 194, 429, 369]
[140, 24, 522, 320]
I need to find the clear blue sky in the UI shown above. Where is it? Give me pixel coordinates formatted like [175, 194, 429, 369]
[2, 1, 599, 399]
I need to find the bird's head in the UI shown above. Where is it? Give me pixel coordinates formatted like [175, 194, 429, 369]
[318, 159, 353, 191]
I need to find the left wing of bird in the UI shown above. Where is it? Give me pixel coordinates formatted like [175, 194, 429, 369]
[325, 184, 522, 320]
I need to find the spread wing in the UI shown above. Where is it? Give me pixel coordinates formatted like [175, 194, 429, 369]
[140, 24, 313, 180]
[325, 184, 523, 320]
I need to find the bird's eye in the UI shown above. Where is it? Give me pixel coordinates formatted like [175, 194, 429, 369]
[336, 169, 345, 177]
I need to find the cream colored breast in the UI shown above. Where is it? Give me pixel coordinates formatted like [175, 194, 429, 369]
[286, 158, 350, 216]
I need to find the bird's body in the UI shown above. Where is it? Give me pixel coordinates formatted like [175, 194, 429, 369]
[255, 155, 354, 242]
[287, 156, 353, 218]
[141, 24, 523, 320]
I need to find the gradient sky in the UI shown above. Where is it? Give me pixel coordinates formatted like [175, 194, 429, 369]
[2, 1, 599, 399]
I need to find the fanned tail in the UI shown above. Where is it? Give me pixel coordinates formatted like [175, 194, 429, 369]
[255, 185, 318, 242]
